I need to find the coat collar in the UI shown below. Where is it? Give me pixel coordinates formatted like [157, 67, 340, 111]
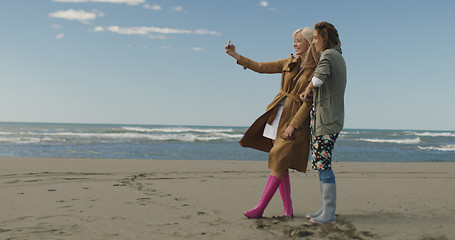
[283, 54, 300, 71]
[283, 54, 317, 71]
[327, 47, 342, 54]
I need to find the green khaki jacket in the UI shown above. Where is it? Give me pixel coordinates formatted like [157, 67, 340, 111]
[313, 48, 347, 136]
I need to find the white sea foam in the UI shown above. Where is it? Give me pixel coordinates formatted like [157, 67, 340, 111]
[359, 137, 421, 144]
[0, 137, 50, 144]
[122, 126, 234, 133]
[211, 132, 244, 138]
[340, 131, 362, 135]
[418, 145, 455, 152]
[133, 133, 229, 142]
[0, 130, 243, 143]
[409, 132, 455, 137]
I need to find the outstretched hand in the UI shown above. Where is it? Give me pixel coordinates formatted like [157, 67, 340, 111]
[225, 40, 240, 60]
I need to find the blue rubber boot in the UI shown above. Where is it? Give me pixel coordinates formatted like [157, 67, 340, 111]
[310, 183, 336, 224]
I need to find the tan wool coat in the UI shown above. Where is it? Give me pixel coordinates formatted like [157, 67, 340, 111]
[237, 54, 316, 173]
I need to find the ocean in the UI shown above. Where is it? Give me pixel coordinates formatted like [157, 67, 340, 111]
[0, 122, 454, 162]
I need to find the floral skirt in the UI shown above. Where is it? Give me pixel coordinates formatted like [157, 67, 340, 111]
[310, 108, 339, 171]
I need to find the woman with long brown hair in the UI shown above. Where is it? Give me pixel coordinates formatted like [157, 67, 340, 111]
[301, 21, 347, 224]
[225, 27, 318, 218]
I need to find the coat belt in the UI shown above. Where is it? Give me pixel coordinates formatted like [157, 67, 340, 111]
[279, 90, 301, 103]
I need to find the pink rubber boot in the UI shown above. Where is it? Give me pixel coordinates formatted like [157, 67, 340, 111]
[244, 175, 281, 219]
[279, 172, 293, 217]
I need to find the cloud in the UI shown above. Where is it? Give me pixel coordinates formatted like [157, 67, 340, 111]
[143, 4, 161, 10]
[195, 29, 221, 36]
[52, 24, 62, 29]
[102, 26, 191, 35]
[49, 9, 104, 23]
[93, 26, 105, 32]
[192, 47, 204, 52]
[148, 35, 168, 40]
[259, 1, 268, 7]
[56, 33, 65, 39]
[53, 0, 145, 5]
[172, 6, 184, 12]
[94, 25, 221, 36]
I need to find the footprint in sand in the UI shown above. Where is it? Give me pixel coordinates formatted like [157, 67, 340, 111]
[136, 197, 153, 205]
[5, 180, 20, 184]
[254, 217, 380, 240]
[24, 179, 43, 182]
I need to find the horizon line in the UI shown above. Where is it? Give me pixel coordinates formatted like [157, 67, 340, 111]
[0, 121, 454, 132]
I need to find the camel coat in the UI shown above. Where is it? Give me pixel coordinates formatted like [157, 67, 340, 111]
[237, 54, 316, 173]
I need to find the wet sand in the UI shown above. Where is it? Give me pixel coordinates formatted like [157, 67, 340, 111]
[0, 157, 453, 240]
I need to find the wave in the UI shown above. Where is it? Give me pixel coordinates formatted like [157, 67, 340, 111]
[418, 145, 455, 152]
[359, 137, 421, 144]
[0, 137, 53, 144]
[121, 126, 235, 134]
[408, 132, 455, 137]
[0, 131, 244, 143]
[0, 131, 16, 135]
[339, 131, 351, 136]
[339, 131, 363, 135]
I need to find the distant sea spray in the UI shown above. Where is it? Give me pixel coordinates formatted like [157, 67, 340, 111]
[0, 123, 453, 162]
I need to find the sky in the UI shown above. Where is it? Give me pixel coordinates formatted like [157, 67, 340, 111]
[1, 0, 454, 130]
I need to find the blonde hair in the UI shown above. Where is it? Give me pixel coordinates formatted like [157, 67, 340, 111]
[293, 27, 319, 65]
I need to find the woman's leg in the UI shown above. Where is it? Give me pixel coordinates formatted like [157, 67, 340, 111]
[271, 169, 284, 179]
[244, 174, 281, 218]
[244, 168, 288, 219]
[310, 169, 336, 224]
[307, 133, 338, 223]
[278, 170, 293, 217]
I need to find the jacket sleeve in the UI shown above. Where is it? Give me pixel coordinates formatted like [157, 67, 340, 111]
[237, 55, 286, 74]
[314, 52, 332, 82]
[289, 101, 312, 130]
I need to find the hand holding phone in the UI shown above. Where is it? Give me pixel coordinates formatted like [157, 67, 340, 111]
[225, 40, 239, 60]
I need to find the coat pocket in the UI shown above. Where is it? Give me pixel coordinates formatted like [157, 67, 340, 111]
[316, 99, 341, 131]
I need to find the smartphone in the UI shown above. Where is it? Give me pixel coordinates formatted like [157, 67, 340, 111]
[227, 40, 231, 48]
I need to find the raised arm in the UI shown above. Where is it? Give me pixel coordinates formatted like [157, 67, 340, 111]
[225, 40, 284, 74]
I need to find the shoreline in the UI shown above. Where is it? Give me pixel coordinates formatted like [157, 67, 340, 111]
[1, 157, 454, 239]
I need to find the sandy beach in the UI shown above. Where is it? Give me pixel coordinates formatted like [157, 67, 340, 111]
[0, 157, 453, 240]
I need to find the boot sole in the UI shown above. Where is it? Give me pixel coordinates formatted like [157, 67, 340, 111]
[243, 213, 263, 219]
[310, 219, 336, 224]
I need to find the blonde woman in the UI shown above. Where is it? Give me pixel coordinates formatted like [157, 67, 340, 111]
[225, 28, 318, 218]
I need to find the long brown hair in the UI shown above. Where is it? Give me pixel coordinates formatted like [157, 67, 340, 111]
[314, 21, 341, 50]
